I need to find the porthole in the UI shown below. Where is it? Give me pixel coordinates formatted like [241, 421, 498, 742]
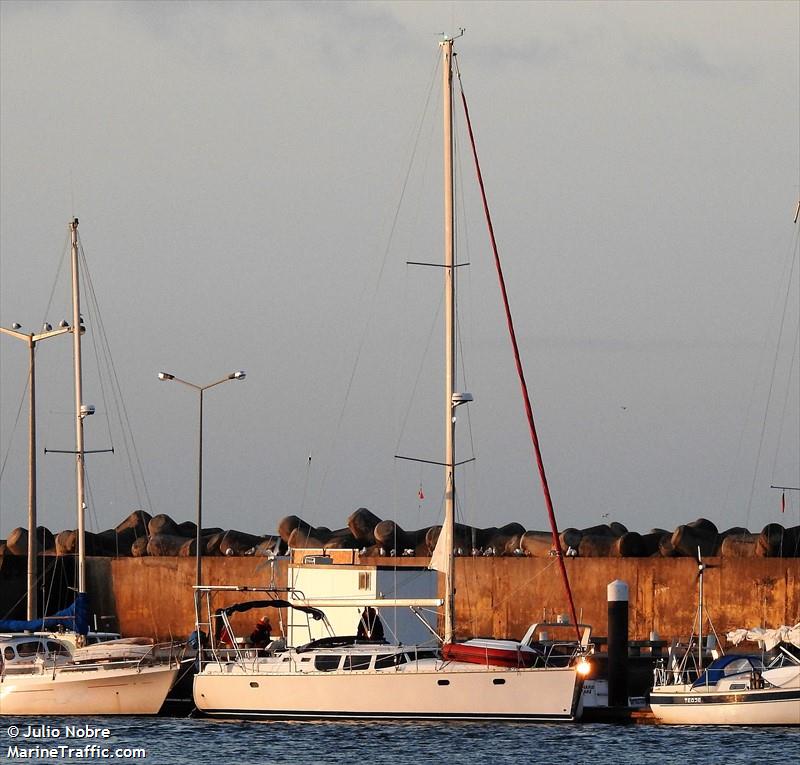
[437, 679, 450, 686]
[250, 682, 259, 688]
[493, 678, 505, 685]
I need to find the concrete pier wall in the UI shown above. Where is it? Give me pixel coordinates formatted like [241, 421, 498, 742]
[81, 556, 798, 644]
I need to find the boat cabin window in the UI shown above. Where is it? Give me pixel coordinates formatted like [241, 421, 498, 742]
[46, 641, 70, 656]
[4, 647, 14, 660]
[343, 655, 372, 671]
[375, 653, 407, 669]
[314, 655, 342, 672]
[412, 650, 438, 661]
[15, 641, 44, 657]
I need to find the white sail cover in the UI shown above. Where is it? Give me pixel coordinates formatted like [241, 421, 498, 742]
[726, 623, 800, 651]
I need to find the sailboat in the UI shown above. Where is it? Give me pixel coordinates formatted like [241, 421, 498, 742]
[648, 549, 800, 725]
[192, 36, 591, 722]
[0, 218, 179, 715]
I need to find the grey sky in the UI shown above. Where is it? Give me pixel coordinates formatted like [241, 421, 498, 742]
[1, 1, 798, 542]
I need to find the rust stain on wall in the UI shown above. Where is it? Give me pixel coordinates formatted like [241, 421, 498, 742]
[84, 556, 799, 643]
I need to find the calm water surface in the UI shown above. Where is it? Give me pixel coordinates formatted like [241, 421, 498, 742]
[2, 716, 797, 765]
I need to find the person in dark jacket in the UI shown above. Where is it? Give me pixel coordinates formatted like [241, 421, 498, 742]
[250, 616, 272, 649]
[356, 607, 384, 641]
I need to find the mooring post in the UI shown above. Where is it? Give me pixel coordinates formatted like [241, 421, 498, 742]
[608, 579, 629, 707]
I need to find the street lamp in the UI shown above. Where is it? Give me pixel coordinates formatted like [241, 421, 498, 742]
[1, 321, 71, 620]
[157, 370, 246, 588]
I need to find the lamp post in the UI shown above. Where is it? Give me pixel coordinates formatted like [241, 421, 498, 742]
[157, 370, 246, 588]
[1, 321, 70, 620]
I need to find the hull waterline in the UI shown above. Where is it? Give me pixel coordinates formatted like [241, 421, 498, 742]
[0, 664, 179, 716]
[194, 664, 581, 721]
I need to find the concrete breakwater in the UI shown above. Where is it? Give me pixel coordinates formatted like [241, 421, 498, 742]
[87, 556, 800, 644]
[1, 508, 798, 559]
[3, 508, 797, 646]
[1, 552, 797, 646]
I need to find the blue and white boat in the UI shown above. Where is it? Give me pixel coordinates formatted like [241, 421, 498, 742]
[649, 647, 800, 725]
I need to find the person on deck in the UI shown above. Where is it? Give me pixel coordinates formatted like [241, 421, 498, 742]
[218, 624, 234, 647]
[356, 607, 385, 641]
[249, 617, 272, 649]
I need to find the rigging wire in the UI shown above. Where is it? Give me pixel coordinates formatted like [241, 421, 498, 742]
[462, 556, 562, 636]
[394, 284, 443, 454]
[0, 232, 70, 512]
[453, 96, 482, 533]
[299, 452, 312, 516]
[455, 57, 581, 638]
[721, 216, 799, 525]
[315, 50, 442, 512]
[744, 216, 800, 529]
[769, 320, 799, 484]
[79, 246, 115, 452]
[84, 466, 102, 540]
[77, 238, 155, 516]
[0, 377, 27, 488]
[41, 230, 71, 327]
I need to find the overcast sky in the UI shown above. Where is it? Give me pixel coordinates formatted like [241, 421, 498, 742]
[1, 1, 798, 543]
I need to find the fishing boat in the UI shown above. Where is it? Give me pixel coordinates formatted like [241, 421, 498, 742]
[192, 35, 591, 722]
[0, 219, 179, 715]
[649, 551, 800, 725]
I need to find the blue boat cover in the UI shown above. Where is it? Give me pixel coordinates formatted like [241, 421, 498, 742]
[0, 592, 90, 635]
[692, 654, 761, 688]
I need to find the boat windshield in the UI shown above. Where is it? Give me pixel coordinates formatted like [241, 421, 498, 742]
[692, 655, 763, 687]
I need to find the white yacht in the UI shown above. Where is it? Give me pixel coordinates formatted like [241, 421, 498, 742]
[192, 34, 591, 723]
[192, 584, 589, 721]
[0, 633, 179, 715]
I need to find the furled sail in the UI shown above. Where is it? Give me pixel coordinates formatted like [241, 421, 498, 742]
[0, 592, 90, 635]
[726, 623, 800, 651]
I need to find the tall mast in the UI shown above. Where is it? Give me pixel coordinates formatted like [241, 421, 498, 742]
[27, 339, 37, 619]
[442, 36, 456, 644]
[70, 218, 87, 595]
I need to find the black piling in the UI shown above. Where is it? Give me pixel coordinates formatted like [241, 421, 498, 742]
[607, 579, 629, 707]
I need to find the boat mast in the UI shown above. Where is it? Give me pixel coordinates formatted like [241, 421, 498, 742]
[697, 548, 704, 672]
[69, 218, 87, 596]
[442, 36, 456, 644]
[26, 339, 37, 619]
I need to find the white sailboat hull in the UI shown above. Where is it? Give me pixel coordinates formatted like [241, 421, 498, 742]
[649, 684, 800, 725]
[0, 663, 179, 716]
[194, 664, 581, 721]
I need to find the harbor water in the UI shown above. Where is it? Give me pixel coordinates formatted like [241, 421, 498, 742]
[1, 717, 796, 765]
